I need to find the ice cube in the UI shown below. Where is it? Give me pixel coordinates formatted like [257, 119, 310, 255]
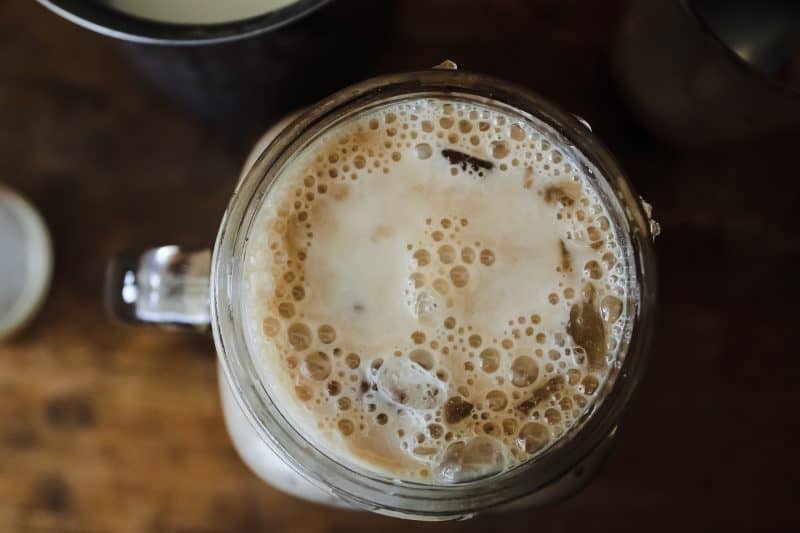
[436, 436, 506, 482]
[374, 356, 444, 411]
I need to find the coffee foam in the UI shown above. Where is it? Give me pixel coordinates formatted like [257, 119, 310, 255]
[243, 98, 629, 482]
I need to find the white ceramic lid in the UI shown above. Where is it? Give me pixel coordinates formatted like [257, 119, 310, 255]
[0, 185, 53, 341]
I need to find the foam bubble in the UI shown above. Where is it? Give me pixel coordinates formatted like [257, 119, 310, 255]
[262, 317, 280, 337]
[468, 334, 482, 348]
[415, 143, 432, 160]
[338, 419, 355, 436]
[278, 301, 295, 318]
[318, 324, 336, 344]
[295, 385, 312, 402]
[510, 356, 539, 387]
[479, 249, 495, 266]
[337, 397, 351, 410]
[437, 245, 456, 264]
[432, 278, 449, 295]
[287, 322, 312, 351]
[485, 390, 508, 411]
[413, 249, 431, 267]
[479, 348, 500, 373]
[449, 266, 469, 287]
[581, 375, 600, 395]
[502, 418, 517, 436]
[518, 422, 550, 453]
[584, 260, 603, 280]
[303, 351, 331, 380]
[600, 295, 623, 324]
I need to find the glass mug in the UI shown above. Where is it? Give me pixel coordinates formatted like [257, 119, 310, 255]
[106, 64, 659, 520]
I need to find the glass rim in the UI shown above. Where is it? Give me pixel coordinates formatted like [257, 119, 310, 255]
[210, 68, 658, 518]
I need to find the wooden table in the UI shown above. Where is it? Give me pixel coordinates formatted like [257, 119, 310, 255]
[1, 0, 798, 531]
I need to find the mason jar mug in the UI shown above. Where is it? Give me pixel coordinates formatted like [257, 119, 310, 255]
[106, 65, 659, 521]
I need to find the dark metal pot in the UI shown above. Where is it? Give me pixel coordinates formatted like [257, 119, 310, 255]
[613, 0, 800, 146]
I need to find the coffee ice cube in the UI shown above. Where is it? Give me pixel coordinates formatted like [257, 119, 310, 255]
[374, 356, 444, 411]
[436, 436, 506, 482]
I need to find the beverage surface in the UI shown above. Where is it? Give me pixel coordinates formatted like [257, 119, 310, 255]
[243, 97, 629, 482]
[99, 0, 298, 24]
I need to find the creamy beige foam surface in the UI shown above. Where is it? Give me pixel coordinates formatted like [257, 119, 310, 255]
[243, 98, 629, 482]
[101, 0, 298, 24]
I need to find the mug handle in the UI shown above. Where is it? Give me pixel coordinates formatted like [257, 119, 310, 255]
[103, 110, 300, 332]
[105, 246, 211, 331]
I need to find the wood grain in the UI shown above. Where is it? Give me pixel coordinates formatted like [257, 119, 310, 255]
[1, 0, 798, 531]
